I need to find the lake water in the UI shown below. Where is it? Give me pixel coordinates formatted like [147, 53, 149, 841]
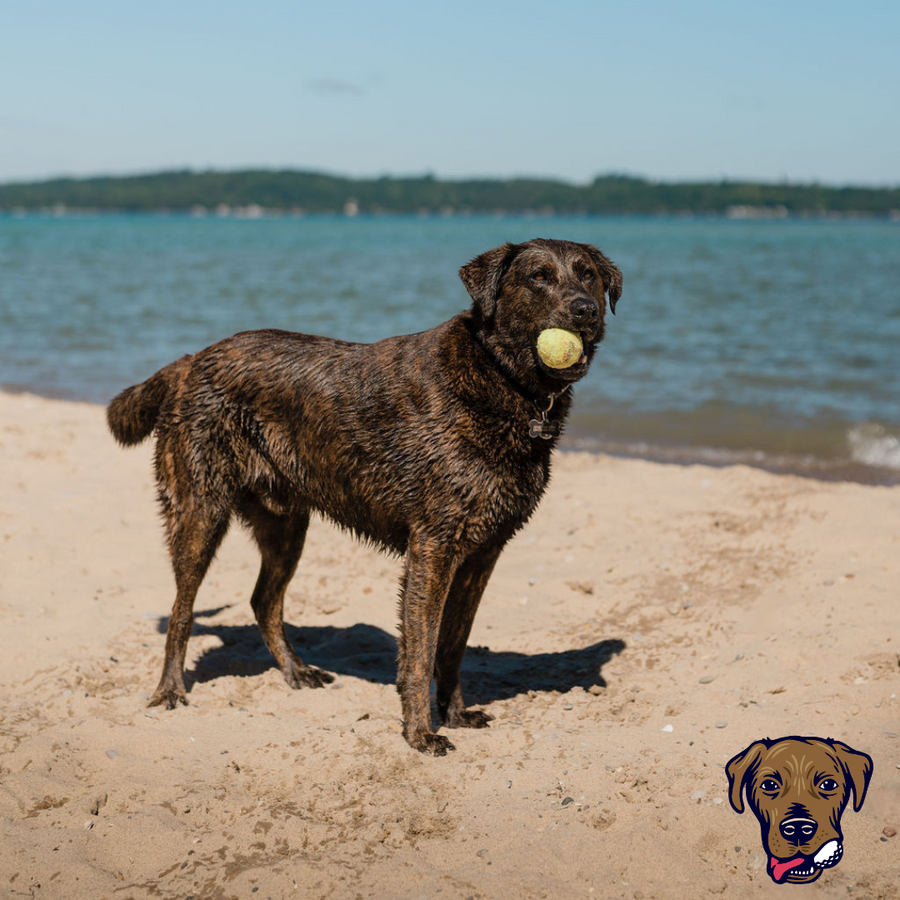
[1, 214, 898, 482]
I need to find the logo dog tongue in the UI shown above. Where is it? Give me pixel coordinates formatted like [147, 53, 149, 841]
[770, 856, 805, 882]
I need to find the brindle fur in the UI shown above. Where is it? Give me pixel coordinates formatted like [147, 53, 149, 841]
[108, 238, 623, 755]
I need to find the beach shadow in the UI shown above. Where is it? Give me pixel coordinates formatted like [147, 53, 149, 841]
[159, 610, 627, 703]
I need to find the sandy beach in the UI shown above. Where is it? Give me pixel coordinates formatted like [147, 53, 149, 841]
[1, 390, 898, 899]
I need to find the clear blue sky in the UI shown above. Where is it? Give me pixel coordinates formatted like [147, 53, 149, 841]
[2, 0, 897, 185]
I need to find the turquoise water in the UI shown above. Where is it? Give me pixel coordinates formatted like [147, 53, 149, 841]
[1, 214, 898, 480]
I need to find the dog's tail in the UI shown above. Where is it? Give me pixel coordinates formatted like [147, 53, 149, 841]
[107, 356, 189, 446]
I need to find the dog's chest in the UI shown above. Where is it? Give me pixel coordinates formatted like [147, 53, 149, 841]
[451, 446, 552, 545]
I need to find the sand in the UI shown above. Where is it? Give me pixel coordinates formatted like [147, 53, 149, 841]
[1, 391, 898, 899]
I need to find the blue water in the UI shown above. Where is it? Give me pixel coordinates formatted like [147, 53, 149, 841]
[2, 214, 899, 478]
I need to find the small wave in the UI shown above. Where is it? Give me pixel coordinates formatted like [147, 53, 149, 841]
[561, 433, 900, 485]
[847, 423, 900, 470]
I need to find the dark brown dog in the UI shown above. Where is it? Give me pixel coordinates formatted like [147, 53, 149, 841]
[107, 238, 622, 754]
[726, 736, 873, 884]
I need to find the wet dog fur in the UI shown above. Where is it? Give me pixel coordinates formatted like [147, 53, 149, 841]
[107, 238, 623, 754]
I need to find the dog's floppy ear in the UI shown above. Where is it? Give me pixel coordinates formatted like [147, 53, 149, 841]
[830, 740, 874, 812]
[582, 243, 623, 315]
[726, 741, 768, 814]
[459, 242, 519, 320]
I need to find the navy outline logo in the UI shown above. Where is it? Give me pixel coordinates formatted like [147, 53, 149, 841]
[726, 736, 873, 885]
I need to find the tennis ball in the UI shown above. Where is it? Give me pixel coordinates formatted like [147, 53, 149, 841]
[536, 328, 583, 369]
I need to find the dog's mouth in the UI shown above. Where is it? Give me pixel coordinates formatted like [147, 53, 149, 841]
[536, 352, 589, 382]
[769, 840, 843, 883]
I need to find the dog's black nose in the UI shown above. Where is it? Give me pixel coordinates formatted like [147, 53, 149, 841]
[780, 818, 818, 844]
[569, 297, 599, 323]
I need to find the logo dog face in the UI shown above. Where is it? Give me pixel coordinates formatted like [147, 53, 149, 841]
[726, 736, 873, 885]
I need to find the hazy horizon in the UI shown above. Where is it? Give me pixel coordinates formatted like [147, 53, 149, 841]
[2, 165, 898, 192]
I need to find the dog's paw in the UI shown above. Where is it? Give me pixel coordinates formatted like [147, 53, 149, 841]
[284, 664, 335, 690]
[407, 731, 455, 756]
[446, 708, 492, 729]
[148, 687, 188, 710]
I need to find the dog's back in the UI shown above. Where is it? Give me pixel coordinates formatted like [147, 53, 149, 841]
[106, 321, 546, 554]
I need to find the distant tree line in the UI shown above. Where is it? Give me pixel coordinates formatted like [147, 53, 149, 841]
[1, 169, 898, 216]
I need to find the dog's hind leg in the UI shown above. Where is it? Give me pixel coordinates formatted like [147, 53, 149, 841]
[243, 499, 334, 689]
[434, 545, 501, 729]
[149, 503, 230, 709]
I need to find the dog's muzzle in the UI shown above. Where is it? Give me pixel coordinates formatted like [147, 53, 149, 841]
[770, 839, 843, 882]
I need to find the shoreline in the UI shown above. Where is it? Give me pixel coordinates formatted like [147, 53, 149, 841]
[6, 385, 898, 487]
[563, 435, 900, 487]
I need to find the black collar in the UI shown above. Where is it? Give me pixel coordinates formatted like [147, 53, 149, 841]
[468, 325, 572, 440]
[469, 326, 570, 412]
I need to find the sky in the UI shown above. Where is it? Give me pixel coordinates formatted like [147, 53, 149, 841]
[1, 0, 898, 186]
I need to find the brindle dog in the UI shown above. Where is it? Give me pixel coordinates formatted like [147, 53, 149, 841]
[108, 238, 623, 754]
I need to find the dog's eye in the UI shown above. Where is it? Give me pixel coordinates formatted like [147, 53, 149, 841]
[581, 269, 595, 283]
[531, 271, 548, 282]
[819, 779, 838, 792]
[760, 779, 780, 792]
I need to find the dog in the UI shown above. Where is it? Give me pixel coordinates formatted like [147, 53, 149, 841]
[107, 238, 622, 755]
[726, 736, 873, 884]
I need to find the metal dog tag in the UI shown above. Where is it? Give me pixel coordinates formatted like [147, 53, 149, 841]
[529, 391, 563, 440]
[529, 414, 561, 440]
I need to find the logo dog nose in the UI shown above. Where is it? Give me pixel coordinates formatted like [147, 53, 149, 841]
[780, 818, 818, 844]
[569, 296, 599, 322]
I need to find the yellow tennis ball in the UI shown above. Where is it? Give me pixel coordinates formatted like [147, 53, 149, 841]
[536, 328, 583, 369]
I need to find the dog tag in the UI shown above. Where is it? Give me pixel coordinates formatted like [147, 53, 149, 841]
[529, 416, 561, 440]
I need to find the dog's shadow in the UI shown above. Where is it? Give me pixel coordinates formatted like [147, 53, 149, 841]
[162, 610, 626, 704]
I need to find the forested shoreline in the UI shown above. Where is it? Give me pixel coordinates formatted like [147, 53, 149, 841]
[2, 169, 898, 216]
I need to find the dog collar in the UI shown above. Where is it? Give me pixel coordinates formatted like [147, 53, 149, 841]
[469, 327, 571, 438]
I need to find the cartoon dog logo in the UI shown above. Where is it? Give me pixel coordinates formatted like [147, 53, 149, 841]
[726, 736, 873, 885]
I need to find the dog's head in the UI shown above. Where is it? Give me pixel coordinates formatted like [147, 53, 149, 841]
[726, 736, 873, 884]
[459, 239, 622, 391]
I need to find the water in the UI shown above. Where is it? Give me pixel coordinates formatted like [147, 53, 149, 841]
[1, 214, 898, 481]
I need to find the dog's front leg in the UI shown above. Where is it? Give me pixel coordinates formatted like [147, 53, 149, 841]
[397, 533, 458, 755]
[435, 545, 501, 729]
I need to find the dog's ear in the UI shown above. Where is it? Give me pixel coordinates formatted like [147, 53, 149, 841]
[831, 741, 874, 812]
[726, 741, 768, 814]
[581, 243, 623, 315]
[459, 242, 519, 320]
